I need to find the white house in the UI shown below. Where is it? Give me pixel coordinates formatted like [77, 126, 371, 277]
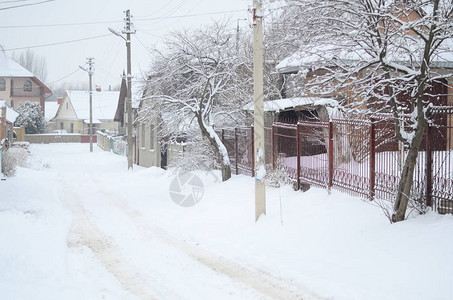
[54, 90, 120, 134]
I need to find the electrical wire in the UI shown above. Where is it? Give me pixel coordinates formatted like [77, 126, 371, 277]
[2, 34, 112, 51]
[0, 0, 29, 4]
[0, 9, 246, 29]
[46, 68, 81, 85]
[0, 0, 54, 11]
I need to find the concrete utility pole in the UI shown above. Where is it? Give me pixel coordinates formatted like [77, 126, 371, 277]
[110, 10, 135, 169]
[252, 0, 266, 221]
[79, 57, 95, 152]
[124, 9, 134, 170]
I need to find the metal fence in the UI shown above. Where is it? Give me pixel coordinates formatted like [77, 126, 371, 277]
[219, 113, 453, 214]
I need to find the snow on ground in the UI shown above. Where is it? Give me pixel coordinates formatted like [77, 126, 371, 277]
[1, 143, 452, 300]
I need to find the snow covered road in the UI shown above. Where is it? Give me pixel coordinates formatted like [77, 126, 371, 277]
[11, 144, 309, 299]
[1, 143, 453, 300]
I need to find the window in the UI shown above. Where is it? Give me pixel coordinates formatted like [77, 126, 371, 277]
[66, 103, 68, 110]
[149, 124, 155, 150]
[141, 124, 146, 147]
[70, 123, 74, 133]
[60, 122, 64, 129]
[0, 78, 5, 91]
[24, 80, 32, 92]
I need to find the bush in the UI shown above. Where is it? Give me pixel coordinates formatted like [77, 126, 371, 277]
[14, 102, 46, 134]
[2, 147, 29, 176]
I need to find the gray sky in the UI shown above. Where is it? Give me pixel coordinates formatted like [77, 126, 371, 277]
[0, 0, 251, 91]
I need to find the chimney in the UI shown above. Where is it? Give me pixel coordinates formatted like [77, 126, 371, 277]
[96, 86, 101, 92]
[57, 97, 63, 104]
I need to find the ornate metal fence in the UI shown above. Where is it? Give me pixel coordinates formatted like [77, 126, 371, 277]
[220, 113, 453, 214]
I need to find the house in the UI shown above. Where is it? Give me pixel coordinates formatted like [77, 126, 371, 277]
[133, 93, 161, 168]
[0, 54, 51, 114]
[53, 89, 120, 134]
[44, 101, 60, 133]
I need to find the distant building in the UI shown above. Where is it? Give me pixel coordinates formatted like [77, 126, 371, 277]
[0, 54, 51, 114]
[54, 90, 120, 134]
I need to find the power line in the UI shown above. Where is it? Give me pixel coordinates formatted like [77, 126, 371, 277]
[0, 0, 30, 4]
[46, 68, 81, 85]
[0, 8, 246, 28]
[3, 34, 112, 51]
[0, 0, 54, 11]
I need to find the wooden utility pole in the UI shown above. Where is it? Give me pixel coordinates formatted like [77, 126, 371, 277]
[125, 9, 134, 170]
[253, 0, 266, 221]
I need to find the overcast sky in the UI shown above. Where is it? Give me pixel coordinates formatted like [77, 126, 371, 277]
[0, 0, 251, 92]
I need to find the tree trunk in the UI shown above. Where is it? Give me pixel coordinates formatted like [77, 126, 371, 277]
[196, 114, 232, 182]
[392, 119, 426, 222]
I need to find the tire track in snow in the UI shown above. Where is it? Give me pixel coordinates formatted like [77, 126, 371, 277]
[62, 179, 158, 300]
[97, 186, 313, 300]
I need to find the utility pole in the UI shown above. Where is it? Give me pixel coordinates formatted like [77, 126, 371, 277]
[79, 57, 94, 152]
[124, 9, 134, 169]
[253, 0, 266, 221]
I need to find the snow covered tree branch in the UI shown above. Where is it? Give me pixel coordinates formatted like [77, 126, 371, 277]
[273, 0, 453, 221]
[138, 21, 254, 181]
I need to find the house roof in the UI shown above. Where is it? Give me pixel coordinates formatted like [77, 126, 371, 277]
[243, 97, 338, 112]
[0, 100, 19, 123]
[66, 90, 120, 121]
[45, 101, 60, 120]
[0, 54, 34, 77]
[277, 39, 453, 73]
[0, 53, 52, 93]
[114, 77, 127, 123]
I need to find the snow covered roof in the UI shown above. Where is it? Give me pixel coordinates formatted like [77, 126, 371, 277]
[277, 39, 453, 73]
[243, 97, 338, 112]
[84, 119, 101, 124]
[66, 90, 120, 121]
[0, 100, 19, 123]
[0, 54, 34, 78]
[45, 101, 60, 121]
[0, 54, 52, 93]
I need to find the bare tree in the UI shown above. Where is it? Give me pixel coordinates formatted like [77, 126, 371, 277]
[273, 0, 453, 221]
[12, 49, 48, 82]
[138, 21, 254, 182]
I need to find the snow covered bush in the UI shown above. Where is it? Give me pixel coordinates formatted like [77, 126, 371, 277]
[167, 134, 219, 174]
[2, 147, 29, 176]
[14, 101, 46, 134]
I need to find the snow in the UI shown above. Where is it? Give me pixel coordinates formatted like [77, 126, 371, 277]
[243, 97, 338, 112]
[1, 143, 453, 299]
[44, 102, 60, 121]
[66, 90, 120, 120]
[0, 53, 34, 78]
[0, 101, 20, 123]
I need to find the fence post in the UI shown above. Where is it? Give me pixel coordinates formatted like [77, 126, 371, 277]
[235, 127, 239, 175]
[296, 124, 301, 191]
[271, 124, 275, 169]
[251, 126, 255, 177]
[221, 129, 225, 144]
[369, 119, 376, 201]
[328, 121, 334, 191]
[425, 124, 433, 207]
